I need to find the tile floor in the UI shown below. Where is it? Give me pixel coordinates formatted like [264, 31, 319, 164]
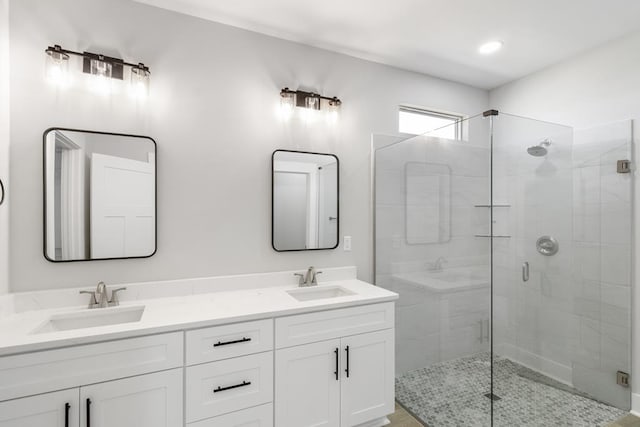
[396, 352, 628, 427]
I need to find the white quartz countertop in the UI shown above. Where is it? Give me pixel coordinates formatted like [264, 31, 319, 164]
[393, 266, 490, 293]
[0, 276, 397, 357]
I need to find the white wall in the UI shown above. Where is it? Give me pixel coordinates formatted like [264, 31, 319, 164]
[490, 31, 640, 128]
[490, 30, 640, 412]
[0, 0, 9, 295]
[8, 0, 488, 292]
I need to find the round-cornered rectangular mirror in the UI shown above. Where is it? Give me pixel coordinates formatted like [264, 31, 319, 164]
[272, 150, 339, 251]
[43, 128, 157, 262]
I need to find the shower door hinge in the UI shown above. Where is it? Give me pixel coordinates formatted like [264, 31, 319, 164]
[617, 371, 630, 387]
[617, 160, 631, 173]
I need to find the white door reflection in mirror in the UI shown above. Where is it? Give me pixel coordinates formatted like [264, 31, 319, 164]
[272, 150, 339, 251]
[91, 153, 155, 258]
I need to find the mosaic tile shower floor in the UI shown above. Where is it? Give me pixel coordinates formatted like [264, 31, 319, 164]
[396, 353, 627, 427]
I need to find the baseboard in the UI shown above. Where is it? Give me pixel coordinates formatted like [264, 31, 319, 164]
[496, 343, 573, 386]
[631, 393, 640, 416]
[355, 417, 390, 427]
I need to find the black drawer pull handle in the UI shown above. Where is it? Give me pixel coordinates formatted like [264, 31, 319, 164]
[86, 398, 91, 427]
[0, 178, 5, 206]
[345, 345, 350, 378]
[213, 380, 251, 393]
[213, 337, 251, 347]
[334, 348, 339, 380]
[65, 403, 70, 427]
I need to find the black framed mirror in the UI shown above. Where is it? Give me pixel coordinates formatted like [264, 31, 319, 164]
[272, 150, 339, 252]
[43, 128, 157, 262]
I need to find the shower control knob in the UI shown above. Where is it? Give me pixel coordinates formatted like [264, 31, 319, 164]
[536, 235, 558, 256]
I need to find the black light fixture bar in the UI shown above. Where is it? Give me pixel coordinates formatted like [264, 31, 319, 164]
[280, 87, 342, 110]
[45, 44, 150, 80]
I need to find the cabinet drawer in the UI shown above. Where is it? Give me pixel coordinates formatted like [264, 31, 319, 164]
[275, 302, 394, 348]
[186, 319, 273, 365]
[188, 403, 273, 427]
[0, 332, 183, 402]
[186, 351, 273, 423]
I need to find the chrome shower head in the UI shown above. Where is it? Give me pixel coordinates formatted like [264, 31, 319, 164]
[527, 138, 551, 157]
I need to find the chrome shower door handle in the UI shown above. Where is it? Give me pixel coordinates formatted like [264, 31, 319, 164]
[522, 262, 529, 282]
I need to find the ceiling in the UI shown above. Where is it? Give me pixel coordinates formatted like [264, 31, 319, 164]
[134, 0, 640, 89]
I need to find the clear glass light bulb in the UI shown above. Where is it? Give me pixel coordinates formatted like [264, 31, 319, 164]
[130, 65, 150, 99]
[326, 98, 341, 124]
[305, 96, 318, 110]
[90, 58, 112, 95]
[280, 90, 295, 120]
[45, 48, 70, 87]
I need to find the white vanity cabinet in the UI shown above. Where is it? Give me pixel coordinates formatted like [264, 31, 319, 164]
[0, 368, 182, 427]
[340, 329, 395, 427]
[0, 389, 79, 427]
[275, 339, 342, 427]
[0, 332, 183, 427]
[0, 297, 396, 427]
[274, 303, 395, 427]
[80, 369, 183, 427]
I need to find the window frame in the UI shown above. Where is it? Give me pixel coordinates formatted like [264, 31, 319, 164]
[398, 106, 464, 140]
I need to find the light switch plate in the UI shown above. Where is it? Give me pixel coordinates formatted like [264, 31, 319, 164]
[344, 236, 352, 251]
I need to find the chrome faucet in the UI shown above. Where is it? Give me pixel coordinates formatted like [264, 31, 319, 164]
[427, 256, 448, 272]
[294, 266, 323, 287]
[80, 282, 127, 309]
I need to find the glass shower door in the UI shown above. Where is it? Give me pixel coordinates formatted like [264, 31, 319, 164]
[491, 113, 631, 426]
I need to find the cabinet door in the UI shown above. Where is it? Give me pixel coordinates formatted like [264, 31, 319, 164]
[80, 369, 182, 427]
[275, 339, 340, 427]
[340, 329, 395, 427]
[0, 388, 79, 427]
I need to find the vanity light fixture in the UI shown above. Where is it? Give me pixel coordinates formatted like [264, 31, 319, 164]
[328, 97, 342, 112]
[45, 45, 70, 87]
[45, 44, 150, 95]
[327, 97, 342, 123]
[279, 87, 342, 111]
[130, 63, 151, 98]
[280, 87, 296, 119]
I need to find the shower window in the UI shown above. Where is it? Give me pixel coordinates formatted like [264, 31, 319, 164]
[398, 106, 463, 139]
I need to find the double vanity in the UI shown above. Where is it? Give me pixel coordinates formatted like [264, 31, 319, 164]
[0, 267, 397, 427]
[5, 129, 394, 427]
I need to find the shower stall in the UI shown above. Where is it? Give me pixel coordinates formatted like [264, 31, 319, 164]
[374, 111, 633, 426]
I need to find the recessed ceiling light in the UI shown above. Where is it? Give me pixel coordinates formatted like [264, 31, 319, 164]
[478, 40, 504, 55]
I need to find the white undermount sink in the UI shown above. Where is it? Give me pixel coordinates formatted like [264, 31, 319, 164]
[287, 285, 355, 302]
[32, 305, 145, 334]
